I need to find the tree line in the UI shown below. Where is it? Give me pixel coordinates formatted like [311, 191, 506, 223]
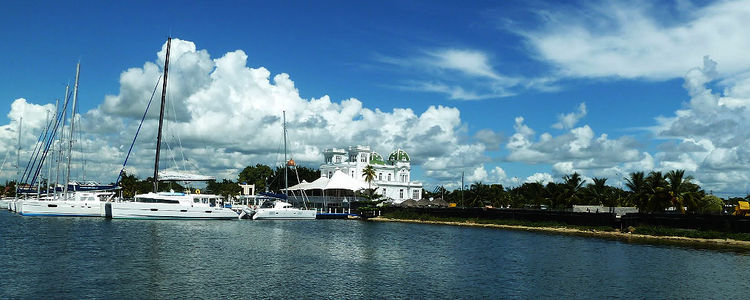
[114, 164, 320, 199]
[422, 170, 729, 214]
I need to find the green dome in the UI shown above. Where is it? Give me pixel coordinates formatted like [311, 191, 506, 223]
[370, 152, 386, 165]
[388, 149, 410, 162]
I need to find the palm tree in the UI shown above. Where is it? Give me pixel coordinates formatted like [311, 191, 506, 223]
[665, 169, 704, 213]
[584, 177, 611, 207]
[625, 171, 647, 211]
[361, 165, 376, 199]
[645, 171, 670, 212]
[560, 172, 584, 207]
[666, 170, 690, 213]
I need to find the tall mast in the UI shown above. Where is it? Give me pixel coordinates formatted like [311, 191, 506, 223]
[16, 117, 22, 186]
[154, 37, 171, 193]
[39, 110, 49, 196]
[283, 111, 288, 195]
[47, 99, 59, 196]
[64, 63, 80, 198]
[14, 117, 21, 200]
[56, 85, 69, 197]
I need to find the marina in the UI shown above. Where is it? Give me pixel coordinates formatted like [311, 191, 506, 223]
[2, 209, 749, 299]
[5, 2, 750, 298]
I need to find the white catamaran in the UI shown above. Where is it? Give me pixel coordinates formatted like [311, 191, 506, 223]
[252, 111, 316, 220]
[108, 37, 237, 220]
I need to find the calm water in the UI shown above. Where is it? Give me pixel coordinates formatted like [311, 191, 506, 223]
[2, 210, 750, 299]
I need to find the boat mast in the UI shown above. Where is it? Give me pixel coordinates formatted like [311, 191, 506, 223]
[64, 63, 80, 199]
[15, 117, 22, 199]
[56, 85, 69, 198]
[39, 110, 49, 196]
[154, 37, 171, 193]
[47, 99, 58, 196]
[283, 110, 288, 195]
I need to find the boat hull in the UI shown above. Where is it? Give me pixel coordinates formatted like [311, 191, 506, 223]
[252, 208, 316, 220]
[20, 200, 104, 217]
[109, 202, 238, 220]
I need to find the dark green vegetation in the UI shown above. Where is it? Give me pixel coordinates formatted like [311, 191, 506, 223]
[425, 170, 730, 214]
[111, 164, 320, 199]
[633, 225, 750, 242]
[0, 181, 16, 197]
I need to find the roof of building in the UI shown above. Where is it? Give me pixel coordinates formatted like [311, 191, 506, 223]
[370, 152, 386, 165]
[388, 149, 410, 162]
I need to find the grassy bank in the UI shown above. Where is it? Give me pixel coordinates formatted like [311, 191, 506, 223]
[375, 211, 750, 249]
[381, 210, 616, 232]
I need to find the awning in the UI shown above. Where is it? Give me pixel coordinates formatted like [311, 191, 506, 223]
[324, 170, 373, 191]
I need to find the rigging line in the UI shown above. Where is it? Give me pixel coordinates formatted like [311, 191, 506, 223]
[165, 90, 183, 173]
[75, 106, 85, 181]
[21, 110, 56, 185]
[29, 103, 68, 188]
[115, 75, 162, 185]
[0, 148, 11, 180]
[171, 101, 190, 175]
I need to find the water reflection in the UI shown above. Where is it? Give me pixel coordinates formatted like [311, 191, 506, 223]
[2, 211, 750, 299]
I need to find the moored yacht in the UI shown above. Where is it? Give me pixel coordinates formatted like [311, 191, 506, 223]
[252, 200, 316, 220]
[108, 191, 237, 220]
[0, 198, 11, 210]
[20, 191, 115, 217]
[107, 37, 237, 221]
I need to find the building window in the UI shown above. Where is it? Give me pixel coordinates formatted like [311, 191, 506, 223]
[382, 188, 386, 195]
[412, 190, 419, 199]
[361, 154, 366, 162]
[399, 189, 404, 199]
[328, 172, 332, 178]
[388, 174, 392, 181]
[378, 173, 382, 181]
[351, 170, 355, 178]
[336, 156, 341, 163]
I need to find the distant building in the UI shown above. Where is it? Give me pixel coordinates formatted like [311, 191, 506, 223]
[320, 145, 422, 203]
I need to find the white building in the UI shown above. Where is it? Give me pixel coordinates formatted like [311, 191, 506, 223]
[320, 145, 422, 203]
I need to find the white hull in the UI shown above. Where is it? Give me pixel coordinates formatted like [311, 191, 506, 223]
[20, 200, 104, 217]
[0, 199, 10, 210]
[252, 208, 316, 220]
[109, 202, 238, 220]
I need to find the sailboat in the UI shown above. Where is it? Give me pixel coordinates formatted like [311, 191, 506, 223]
[107, 37, 237, 220]
[252, 111, 316, 220]
[19, 63, 117, 217]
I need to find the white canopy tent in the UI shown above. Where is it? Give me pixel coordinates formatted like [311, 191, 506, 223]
[306, 177, 330, 190]
[158, 170, 215, 181]
[324, 170, 373, 191]
[285, 180, 310, 191]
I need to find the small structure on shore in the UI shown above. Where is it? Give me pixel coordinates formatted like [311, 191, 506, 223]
[430, 198, 449, 207]
[399, 199, 418, 207]
[416, 199, 431, 207]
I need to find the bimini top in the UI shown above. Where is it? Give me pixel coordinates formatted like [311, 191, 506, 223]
[388, 149, 410, 162]
[369, 152, 386, 165]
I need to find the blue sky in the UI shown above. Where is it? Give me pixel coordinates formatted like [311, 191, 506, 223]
[2, 0, 750, 196]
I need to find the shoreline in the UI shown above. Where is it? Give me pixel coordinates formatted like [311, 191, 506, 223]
[369, 216, 750, 251]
